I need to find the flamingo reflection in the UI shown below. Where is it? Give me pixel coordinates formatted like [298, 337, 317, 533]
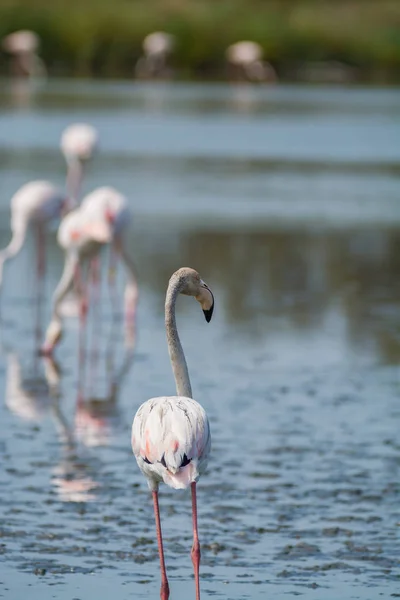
[75, 334, 135, 448]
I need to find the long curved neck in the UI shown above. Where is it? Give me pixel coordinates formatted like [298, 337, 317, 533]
[0, 222, 27, 289]
[52, 251, 78, 319]
[65, 158, 84, 210]
[165, 282, 192, 398]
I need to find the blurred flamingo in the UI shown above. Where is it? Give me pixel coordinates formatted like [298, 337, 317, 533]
[41, 187, 138, 356]
[0, 124, 98, 295]
[2, 30, 46, 79]
[226, 41, 277, 83]
[61, 123, 99, 206]
[135, 31, 175, 79]
[131, 267, 214, 600]
[0, 181, 67, 293]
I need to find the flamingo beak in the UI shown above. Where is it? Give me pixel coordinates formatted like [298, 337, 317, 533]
[197, 282, 214, 323]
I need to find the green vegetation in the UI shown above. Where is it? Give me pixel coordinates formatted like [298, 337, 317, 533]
[1, 0, 399, 80]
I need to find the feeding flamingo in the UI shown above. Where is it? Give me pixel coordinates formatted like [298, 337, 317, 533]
[131, 267, 214, 600]
[41, 187, 138, 355]
[0, 181, 67, 293]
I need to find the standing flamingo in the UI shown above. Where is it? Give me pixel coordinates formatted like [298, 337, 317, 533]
[135, 31, 175, 79]
[61, 123, 99, 207]
[41, 187, 137, 355]
[2, 30, 46, 79]
[131, 267, 214, 600]
[226, 40, 277, 83]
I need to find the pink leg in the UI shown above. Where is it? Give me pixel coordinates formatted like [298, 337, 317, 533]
[191, 482, 201, 600]
[152, 491, 170, 600]
[35, 224, 45, 351]
[75, 264, 88, 386]
[36, 223, 46, 280]
[108, 246, 118, 311]
[89, 256, 101, 383]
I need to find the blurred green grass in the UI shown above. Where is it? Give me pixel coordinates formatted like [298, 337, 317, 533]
[0, 0, 399, 80]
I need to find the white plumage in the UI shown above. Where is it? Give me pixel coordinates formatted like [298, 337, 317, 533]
[132, 395, 211, 490]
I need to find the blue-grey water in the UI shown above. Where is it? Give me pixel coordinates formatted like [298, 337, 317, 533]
[0, 80, 399, 600]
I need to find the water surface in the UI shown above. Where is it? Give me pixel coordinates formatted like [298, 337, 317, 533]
[0, 81, 399, 600]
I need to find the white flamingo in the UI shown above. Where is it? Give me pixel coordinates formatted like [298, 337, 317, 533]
[41, 187, 137, 355]
[135, 31, 175, 79]
[61, 123, 99, 206]
[131, 267, 214, 600]
[226, 40, 277, 82]
[2, 30, 46, 79]
[0, 123, 98, 293]
[0, 181, 67, 292]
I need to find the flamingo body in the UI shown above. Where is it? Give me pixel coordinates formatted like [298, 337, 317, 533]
[226, 40, 277, 82]
[42, 186, 136, 354]
[79, 186, 131, 235]
[10, 180, 66, 225]
[136, 31, 175, 79]
[0, 180, 67, 289]
[2, 30, 45, 78]
[132, 395, 211, 491]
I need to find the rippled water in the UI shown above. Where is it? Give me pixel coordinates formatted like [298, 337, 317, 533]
[0, 80, 399, 600]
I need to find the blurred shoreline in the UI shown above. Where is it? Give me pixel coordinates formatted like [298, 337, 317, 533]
[0, 0, 399, 83]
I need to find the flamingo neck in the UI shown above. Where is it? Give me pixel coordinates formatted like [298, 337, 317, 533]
[0, 221, 27, 288]
[165, 280, 192, 398]
[65, 158, 84, 209]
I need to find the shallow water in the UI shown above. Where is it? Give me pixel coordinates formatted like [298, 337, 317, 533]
[0, 80, 399, 600]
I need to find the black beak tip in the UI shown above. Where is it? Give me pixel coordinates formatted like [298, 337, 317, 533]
[203, 302, 214, 323]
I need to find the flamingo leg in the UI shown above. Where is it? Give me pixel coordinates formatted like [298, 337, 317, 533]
[108, 245, 118, 315]
[89, 256, 101, 387]
[35, 223, 45, 352]
[152, 490, 170, 600]
[191, 482, 201, 600]
[75, 263, 88, 389]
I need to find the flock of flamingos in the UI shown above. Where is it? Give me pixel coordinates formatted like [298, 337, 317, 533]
[0, 114, 214, 598]
[2, 28, 277, 83]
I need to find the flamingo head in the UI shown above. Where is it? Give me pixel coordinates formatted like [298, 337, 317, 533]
[172, 267, 215, 322]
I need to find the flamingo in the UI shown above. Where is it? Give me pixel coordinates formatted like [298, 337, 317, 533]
[0, 181, 67, 293]
[2, 30, 46, 79]
[135, 31, 175, 79]
[61, 123, 99, 207]
[0, 123, 98, 294]
[41, 187, 138, 355]
[226, 40, 277, 83]
[131, 267, 214, 600]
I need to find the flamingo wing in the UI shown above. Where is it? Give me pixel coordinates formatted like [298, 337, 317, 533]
[132, 396, 211, 490]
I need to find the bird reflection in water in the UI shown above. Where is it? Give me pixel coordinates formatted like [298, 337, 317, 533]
[74, 330, 136, 448]
[45, 356, 101, 504]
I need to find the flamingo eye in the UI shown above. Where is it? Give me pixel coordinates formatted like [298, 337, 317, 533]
[180, 454, 191, 468]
